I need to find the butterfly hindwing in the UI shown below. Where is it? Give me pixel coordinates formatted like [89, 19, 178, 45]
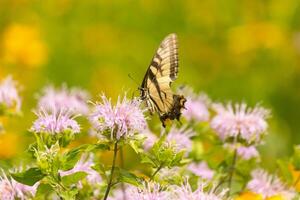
[140, 33, 186, 127]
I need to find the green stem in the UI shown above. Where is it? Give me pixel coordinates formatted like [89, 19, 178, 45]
[228, 148, 237, 196]
[119, 148, 126, 200]
[150, 164, 164, 181]
[103, 142, 118, 200]
[213, 177, 226, 193]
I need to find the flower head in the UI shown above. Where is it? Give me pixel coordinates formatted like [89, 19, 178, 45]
[187, 161, 215, 180]
[224, 143, 260, 160]
[236, 145, 259, 160]
[142, 129, 158, 151]
[171, 180, 228, 200]
[89, 94, 147, 140]
[0, 170, 37, 200]
[166, 126, 195, 153]
[30, 108, 80, 135]
[0, 76, 21, 113]
[128, 182, 169, 200]
[179, 87, 210, 122]
[37, 85, 90, 115]
[211, 103, 270, 143]
[247, 169, 295, 199]
[108, 187, 130, 200]
[108, 183, 169, 200]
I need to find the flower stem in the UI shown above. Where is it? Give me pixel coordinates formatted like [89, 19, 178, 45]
[120, 147, 126, 200]
[150, 163, 164, 181]
[103, 142, 118, 200]
[228, 148, 237, 196]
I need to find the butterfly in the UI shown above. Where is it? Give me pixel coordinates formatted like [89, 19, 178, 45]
[139, 33, 186, 127]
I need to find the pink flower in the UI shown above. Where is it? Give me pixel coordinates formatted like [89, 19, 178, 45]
[187, 161, 214, 180]
[37, 84, 90, 115]
[171, 180, 228, 200]
[236, 145, 259, 160]
[0, 171, 37, 200]
[109, 182, 169, 200]
[211, 103, 270, 143]
[247, 169, 295, 199]
[30, 108, 80, 135]
[179, 86, 210, 122]
[166, 126, 195, 153]
[128, 182, 169, 200]
[108, 187, 130, 200]
[90, 95, 147, 140]
[142, 130, 158, 151]
[0, 76, 21, 113]
[224, 143, 260, 160]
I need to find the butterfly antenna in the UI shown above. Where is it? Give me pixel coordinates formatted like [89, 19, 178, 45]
[128, 73, 140, 86]
[127, 74, 140, 100]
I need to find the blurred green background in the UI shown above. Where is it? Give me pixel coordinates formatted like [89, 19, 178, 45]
[0, 0, 300, 166]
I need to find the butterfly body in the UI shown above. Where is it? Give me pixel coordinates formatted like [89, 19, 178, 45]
[140, 33, 186, 127]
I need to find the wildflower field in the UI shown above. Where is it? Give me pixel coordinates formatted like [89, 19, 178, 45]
[1, 0, 300, 199]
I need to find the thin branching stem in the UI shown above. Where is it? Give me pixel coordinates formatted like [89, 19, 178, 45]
[150, 163, 164, 181]
[120, 147, 126, 200]
[228, 148, 237, 196]
[103, 141, 118, 200]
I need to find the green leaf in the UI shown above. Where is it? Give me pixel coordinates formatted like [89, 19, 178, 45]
[60, 188, 78, 200]
[35, 183, 53, 197]
[170, 150, 185, 167]
[118, 169, 143, 186]
[92, 163, 108, 181]
[62, 143, 110, 171]
[94, 143, 110, 151]
[129, 140, 143, 154]
[140, 153, 156, 167]
[61, 145, 88, 171]
[277, 159, 293, 184]
[11, 167, 45, 186]
[61, 171, 88, 187]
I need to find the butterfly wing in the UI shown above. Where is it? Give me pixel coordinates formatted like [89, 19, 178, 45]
[141, 33, 186, 126]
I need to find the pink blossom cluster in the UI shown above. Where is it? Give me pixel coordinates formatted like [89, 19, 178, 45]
[179, 86, 210, 122]
[109, 181, 228, 200]
[247, 169, 295, 199]
[30, 108, 80, 135]
[89, 95, 147, 140]
[37, 84, 90, 115]
[187, 161, 215, 180]
[211, 103, 270, 143]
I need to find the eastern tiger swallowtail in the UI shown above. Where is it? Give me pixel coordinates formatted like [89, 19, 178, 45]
[140, 33, 186, 127]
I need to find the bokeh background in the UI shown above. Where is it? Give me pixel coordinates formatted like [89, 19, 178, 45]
[0, 0, 300, 169]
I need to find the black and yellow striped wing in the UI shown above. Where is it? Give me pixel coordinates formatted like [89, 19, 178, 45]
[140, 33, 186, 127]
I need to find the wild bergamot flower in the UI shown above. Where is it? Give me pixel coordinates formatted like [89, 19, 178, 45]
[247, 169, 295, 199]
[30, 108, 80, 135]
[37, 84, 90, 115]
[89, 94, 147, 141]
[211, 103, 270, 143]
